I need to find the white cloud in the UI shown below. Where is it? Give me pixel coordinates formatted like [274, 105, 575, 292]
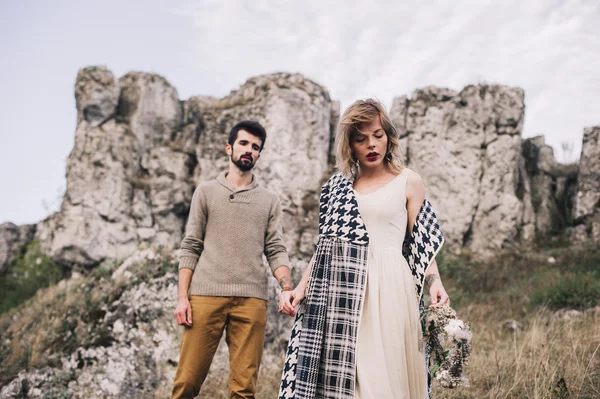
[175, 0, 600, 162]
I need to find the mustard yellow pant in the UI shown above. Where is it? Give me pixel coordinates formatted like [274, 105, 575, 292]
[171, 296, 268, 399]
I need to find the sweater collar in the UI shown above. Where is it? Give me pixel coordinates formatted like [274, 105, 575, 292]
[217, 171, 259, 192]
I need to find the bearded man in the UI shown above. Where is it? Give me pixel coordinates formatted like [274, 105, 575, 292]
[171, 120, 292, 399]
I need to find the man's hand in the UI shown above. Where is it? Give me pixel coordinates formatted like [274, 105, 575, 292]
[278, 286, 305, 317]
[426, 274, 450, 308]
[174, 297, 193, 326]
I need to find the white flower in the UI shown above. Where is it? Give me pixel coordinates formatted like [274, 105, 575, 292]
[444, 319, 464, 337]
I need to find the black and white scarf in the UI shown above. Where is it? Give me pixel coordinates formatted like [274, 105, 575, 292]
[279, 172, 444, 399]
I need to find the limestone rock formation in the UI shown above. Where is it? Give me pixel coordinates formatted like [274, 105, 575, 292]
[521, 136, 581, 235]
[0, 248, 288, 399]
[74, 66, 119, 127]
[390, 85, 534, 255]
[522, 136, 557, 233]
[520, 136, 580, 237]
[554, 171, 578, 228]
[37, 68, 336, 271]
[0, 223, 36, 271]
[35, 67, 588, 267]
[573, 126, 600, 243]
[36, 67, 193, 267]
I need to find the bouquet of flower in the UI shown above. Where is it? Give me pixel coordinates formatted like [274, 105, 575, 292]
[421, 305, 472, 388]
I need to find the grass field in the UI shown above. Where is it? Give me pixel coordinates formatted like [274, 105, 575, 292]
[1, 242, 598, 398]
[200, 243, 600, 398]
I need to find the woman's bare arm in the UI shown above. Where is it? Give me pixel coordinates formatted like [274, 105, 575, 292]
[405, 169, 449, 307]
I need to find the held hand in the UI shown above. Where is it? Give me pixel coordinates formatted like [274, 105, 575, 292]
[174, 298, 193, 326]
[429, 279, 450, 308]
[278, 286, 305, 317]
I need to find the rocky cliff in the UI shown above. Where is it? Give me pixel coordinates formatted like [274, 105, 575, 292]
[33, 67, 336, 273]
[390, 86, 532, 254]
[13, 68, 596, 269]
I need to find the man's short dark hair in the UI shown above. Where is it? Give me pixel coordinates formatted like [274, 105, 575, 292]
[228, 120, 267, 151]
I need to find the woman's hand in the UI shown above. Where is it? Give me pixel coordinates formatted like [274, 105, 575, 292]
[278, 286, 306, 317]
[427, 274, 450, 307]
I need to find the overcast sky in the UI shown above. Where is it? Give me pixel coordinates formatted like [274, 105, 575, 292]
[1, 0, 599, 225]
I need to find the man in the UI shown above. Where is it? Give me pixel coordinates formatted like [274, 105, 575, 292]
[171, 120, 292, 398]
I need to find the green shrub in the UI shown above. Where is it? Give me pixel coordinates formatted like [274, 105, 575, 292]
[562, 246, 600, 276]
[0, 241, 65, 314]
[437, 245, 600, 313]
[532, 273, 600, 310]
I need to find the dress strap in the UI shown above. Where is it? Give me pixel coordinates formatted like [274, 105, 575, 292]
[396, 168, 410, 202]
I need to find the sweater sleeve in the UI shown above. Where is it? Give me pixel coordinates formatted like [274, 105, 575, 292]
[264, 196, 290, 274]
[178, 186, 207, 271]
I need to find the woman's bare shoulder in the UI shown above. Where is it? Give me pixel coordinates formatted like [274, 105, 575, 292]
[404, 168, 425, 200]
[404, 168, 424, 187]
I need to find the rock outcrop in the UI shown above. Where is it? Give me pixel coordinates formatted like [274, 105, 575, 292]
[36, 67, 193, 266]
[0, 250, 181, 398]
[31, 68, 592, 266]
[522, 136, 559, 233]
[30, 68, 337, 363]
[0, 248, 289, 399]
[185, 73, 335, 258]
[0, 223, 36, 271]
[36, 68, 336, 272]
[573, 126, 600, 243]
[390, 85, 534, 255]
[521, 136, 578, 235]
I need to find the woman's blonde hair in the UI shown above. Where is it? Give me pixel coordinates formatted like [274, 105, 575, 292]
[335, 98, 404, 178]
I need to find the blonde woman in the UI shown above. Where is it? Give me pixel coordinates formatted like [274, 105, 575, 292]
[278, 99, 449, 398]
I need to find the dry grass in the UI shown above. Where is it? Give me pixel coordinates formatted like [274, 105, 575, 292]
[198, 245, 600, 398]
[1, 245, 597, 397]
[432, 306, 600, 398]
[0, 249, 175, 387]
[199, 361, 284, 399]
[197, 306, 600, 399]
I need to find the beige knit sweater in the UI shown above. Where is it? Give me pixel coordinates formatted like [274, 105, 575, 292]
[178, 171, 290, 301]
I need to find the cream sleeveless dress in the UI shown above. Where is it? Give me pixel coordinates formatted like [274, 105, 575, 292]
[354, 169, 428, 399]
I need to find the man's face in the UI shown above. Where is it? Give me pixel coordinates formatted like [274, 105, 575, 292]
[226, 129, 262, 171]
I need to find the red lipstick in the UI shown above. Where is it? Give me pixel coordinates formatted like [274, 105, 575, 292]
[366, 152, 379, 162]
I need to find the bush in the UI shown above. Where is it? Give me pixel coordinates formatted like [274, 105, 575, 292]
[436, 245, 600, 314]
[530, 247, 600, 310]
[532, 273, 600, 310]
[0, 241, 65, 314]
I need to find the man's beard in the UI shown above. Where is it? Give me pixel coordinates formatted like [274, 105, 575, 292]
[232, 154, 255, 171]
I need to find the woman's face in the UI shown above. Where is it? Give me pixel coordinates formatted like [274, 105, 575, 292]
[350, 117, 388, 171]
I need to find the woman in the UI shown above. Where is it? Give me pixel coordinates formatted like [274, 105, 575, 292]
[278, 99, 449, 399]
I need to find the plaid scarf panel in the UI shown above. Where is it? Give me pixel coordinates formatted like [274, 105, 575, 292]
[279, 237, 368, 399]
